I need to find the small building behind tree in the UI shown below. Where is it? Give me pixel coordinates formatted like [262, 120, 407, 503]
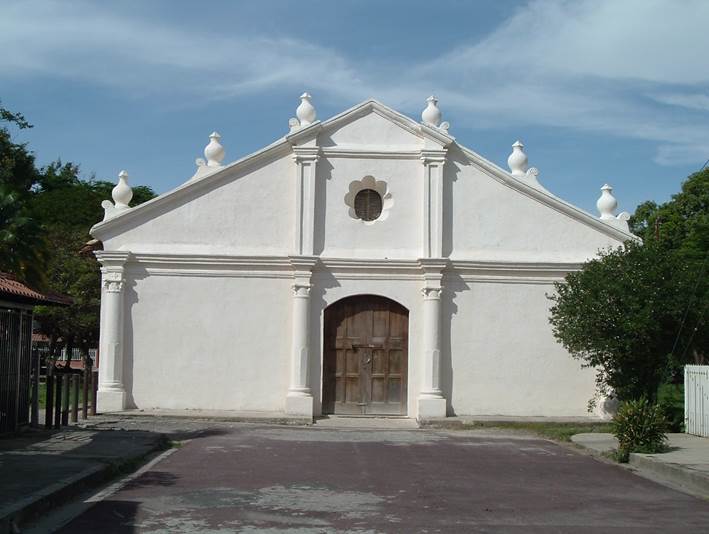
[0, 272, 71, 432]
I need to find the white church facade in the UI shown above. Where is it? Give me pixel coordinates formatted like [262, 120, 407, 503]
[91, 95, 634, 420]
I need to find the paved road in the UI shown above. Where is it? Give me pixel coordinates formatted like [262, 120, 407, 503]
[56, 423, 709, 533]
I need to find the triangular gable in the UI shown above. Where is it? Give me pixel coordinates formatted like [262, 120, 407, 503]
[91, 98, 634, 243]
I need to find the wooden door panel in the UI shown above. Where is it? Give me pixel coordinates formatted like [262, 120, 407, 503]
[323, 295, 408, 415]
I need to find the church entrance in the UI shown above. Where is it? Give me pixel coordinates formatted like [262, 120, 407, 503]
[322, 295, 408, 415]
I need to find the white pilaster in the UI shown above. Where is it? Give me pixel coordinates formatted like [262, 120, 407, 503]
[285, 256, 318, 417]
[293, 147, 319, 256]
[418, 259, 447, 419]
[95, 251, 130, 412]
[421, 150, 447, 258]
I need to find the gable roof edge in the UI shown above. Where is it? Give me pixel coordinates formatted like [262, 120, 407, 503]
[90, 136, 292, 239]
[456, 144, 637, 242]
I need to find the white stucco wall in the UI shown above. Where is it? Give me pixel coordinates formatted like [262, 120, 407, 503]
[317, 157, 423, 258]
[100, 151, 295, 256]
[123, 271, 291, 411]
[444, 277, 596, 416]
[446, 149, 623, 262]
[93, 100, 631, 419]
[120, 266, 597, 417]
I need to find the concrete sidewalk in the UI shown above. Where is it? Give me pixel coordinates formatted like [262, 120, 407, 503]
[0, 427, 166, 533]
[572, 432, 709, 499]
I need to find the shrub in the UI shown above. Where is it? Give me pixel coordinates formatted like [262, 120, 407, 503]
[612, 398, 668, 462]
[658, 383, 684, 433]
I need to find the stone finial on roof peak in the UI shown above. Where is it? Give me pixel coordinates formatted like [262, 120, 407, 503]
[597, 184, 617, 220]
[205, 131, 225, 167]
[597, 183, 630, 231]
[113, 170, 133, 209]
[508, 140, 546, 190]
[296, 92, 317, 127]
[422, 95, 442, 128]
[102, 170, 133, 221]
[421, 96, 450, 133]
[508, 140, 528, 178]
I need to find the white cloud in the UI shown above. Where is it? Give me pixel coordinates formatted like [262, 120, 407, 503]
[1, 0, 709, 166]
[650, 92, 709, 112]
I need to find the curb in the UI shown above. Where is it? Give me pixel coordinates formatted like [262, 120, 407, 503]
[417, 418, 465, 429]
[629, 453, 709, 499]
[101, 411, 313, 426]
[0, 434, 168, 534]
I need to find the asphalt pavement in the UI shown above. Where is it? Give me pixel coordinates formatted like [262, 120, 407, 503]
[45, 421, 709, 533]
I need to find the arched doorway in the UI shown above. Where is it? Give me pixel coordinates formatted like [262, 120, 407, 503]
[322, 295, 408, 415]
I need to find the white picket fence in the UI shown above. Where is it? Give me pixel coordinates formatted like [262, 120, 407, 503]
[685, 365, 709, 437]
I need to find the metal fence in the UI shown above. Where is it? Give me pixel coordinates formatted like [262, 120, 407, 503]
[0, 307, 33, 433]
[685, 365, 709, 437]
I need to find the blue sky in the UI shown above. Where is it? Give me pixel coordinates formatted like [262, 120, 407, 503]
[2, 0, 708, 214]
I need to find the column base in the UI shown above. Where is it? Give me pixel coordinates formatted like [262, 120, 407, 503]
[417, 396, 447, 420]
[97, 389, 126, 412]
[285, 393, 314, 418]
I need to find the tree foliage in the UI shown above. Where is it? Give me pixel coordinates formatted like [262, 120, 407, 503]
[0, 102, 47, 286]
[630, 169, 709, 262]
[29, 164, 156, 357]
[0, 101, 156, 357]
[549, 170, 708, 403]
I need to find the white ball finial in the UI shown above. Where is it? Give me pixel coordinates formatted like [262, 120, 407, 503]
[597, 184, 618, 220]
[296, 92, 317, 126]
[204, 132, 225, 167]
[112, 170, 133, 209]
[422, 95, 442, 127]
[508, 140, 528, 178]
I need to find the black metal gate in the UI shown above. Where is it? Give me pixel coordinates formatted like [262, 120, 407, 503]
[0, 307, 33, 433]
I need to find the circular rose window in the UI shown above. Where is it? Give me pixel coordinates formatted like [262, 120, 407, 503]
[354, 189, 383, 221]
[344, 176, 393, 225]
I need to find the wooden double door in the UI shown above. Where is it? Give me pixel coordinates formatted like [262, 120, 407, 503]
[323, 295, 408, 415]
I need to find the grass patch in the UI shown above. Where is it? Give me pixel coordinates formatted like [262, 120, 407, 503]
[34, 379, 85, 410]
[464, 421, 613, 442]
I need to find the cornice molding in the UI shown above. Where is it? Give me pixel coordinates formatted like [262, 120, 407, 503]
[292, 146, 320, 161]
[115, 252, 576, 283]
[94, 250, 131, 267]
[320, 146, 421, 159]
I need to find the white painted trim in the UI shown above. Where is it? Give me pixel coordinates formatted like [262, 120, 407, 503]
[89, 97, 636, 245]
[320, 146, 421, 159]
[120, 253, 578, 283]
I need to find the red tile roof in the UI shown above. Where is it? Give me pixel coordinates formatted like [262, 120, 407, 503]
[0, 272, 72, 306]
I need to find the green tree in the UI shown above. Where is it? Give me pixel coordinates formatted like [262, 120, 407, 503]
[630, 169, 709, 262]
[0, 101, 157, 361]
[549, 241, 702, 402]
[549, 170, 708, 404]
[630, 169, 708, 365]
[0, 102, 47, 286]
[30, 163, 156, 359]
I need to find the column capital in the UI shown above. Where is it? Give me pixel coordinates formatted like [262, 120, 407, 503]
[103, 272, 125, 294]
[292, 146, 320, 163]
[292, 283, 312, 298]
[420, 149, 447, 165]
[95, 250, 130, 268]
[418, 258, 448, 274]
[421, 287, 442, 300]
[288, 255, 318, 270]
